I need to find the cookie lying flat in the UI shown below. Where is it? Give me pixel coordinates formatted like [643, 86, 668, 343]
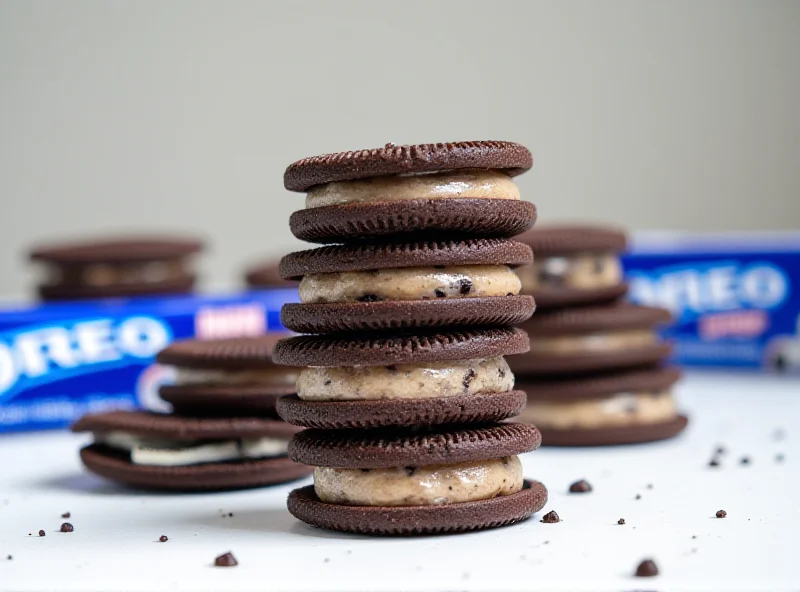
[157, 335, 302, 416]
[244, 258, 299, 289]
[509, 303, 673, 376]
[72, 411, 310, 490]
[274, 328, 528, 428]
[517, 366, 689, 446]
[29, 236, 204, 301]
[515, 225, 628, 309]
[280, 239, 535, 333]
[285, 141, 536, 243]
[286, 423, 547, 535]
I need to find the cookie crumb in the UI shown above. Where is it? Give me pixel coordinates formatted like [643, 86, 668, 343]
[617, 518, 626, 525]
[540, 510, 560, 523]
[740, 456, 751, 465]
[774, 428, 785, 441]
[775, 453, 785, 463]
[323, 558, 330, 563]
[646, 483, 654, 490]
[634, 558, 659, 577]
[38, 530, 45, 537]
[568, 479, 592, 493]
[692, 535, 697, 539]
[635, 494, 641, 500]
[159, 535, 168, 542]
[708, 457, 720, 467]
[716, 510, 727, 518]
[715, 445, 726, 455]
[6, 555, 12, 560]
[60, 523, 74, 533]
[61, 512, 70, 519]
[214, 552, 238, 567]
[228, 512, 233, 517]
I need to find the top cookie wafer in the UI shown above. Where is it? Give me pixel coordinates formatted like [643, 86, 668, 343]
[516, 225, 627, 256]
[30, 236, 204, 264]
[284, 141, 532, 191]
[284, 141, 536, 243]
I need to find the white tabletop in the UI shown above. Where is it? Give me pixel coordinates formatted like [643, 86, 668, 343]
[1, 371, 798, 592]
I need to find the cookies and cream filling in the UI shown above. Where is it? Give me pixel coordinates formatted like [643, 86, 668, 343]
[520, 390, 677, 430]
[297, 356, 513, 401]
[528, 329, 658, 355]
[305, 169, 520, 208]
[45, 260, 190, 287]
[314, 456, 523, 506]
[516, 253, 622, 292]
[175, 367, 300, 388]
[299, 265, 521, 303]
[95, 431, 288, 466]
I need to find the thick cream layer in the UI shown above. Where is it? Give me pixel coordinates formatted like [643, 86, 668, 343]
[517, 253, 622, 292]
[528, 330, 658, 355]
[314, 456, 523, 506]
[297, 356, 513, 401]
[520, 390, 677, 429]
[299, 265, 521, 303]
[97, 431, 288, 466]
[175, 367, 300, 387]
[305, 169, 520, 208]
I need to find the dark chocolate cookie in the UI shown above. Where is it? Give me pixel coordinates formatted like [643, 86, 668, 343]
[244, 259, 299, 289]
[159, 384, 295, 417]
[29, 236, 204, 263]
[520, 303, 672, 335]
[284, 141, 532, 192]
[516, 225, 627, 256]
[290, 199, 537, 244]
[508, 343, 673, 376]
[276, 391, 526, 429]
[524, 283, 629, 310]
[538, 415, 689, 447]
[273, 327, 530, 368]
[288, 423, 541, 469]
[156, 334, 291, 370]
[279, 238, 532, 280]
[287, 479, 547, 535]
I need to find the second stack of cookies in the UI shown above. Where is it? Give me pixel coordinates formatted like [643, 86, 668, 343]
[510, 226, 689, 446]
[274, 140, 550, 535]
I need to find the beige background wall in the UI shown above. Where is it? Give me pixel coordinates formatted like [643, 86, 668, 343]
[1, 0, 798, 299]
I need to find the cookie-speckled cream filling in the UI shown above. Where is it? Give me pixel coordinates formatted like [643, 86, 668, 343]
[96, 431, 288, 466]
[299, 265, 521, 303]
[175, 367, 300, 387]
[297, 356, 513, 401]
[520, 390, 676, 429]
[314, 456, 523, 506]
[305, 169, 520, 208]
[516, 253, 622, 292]
[527, 330, 657, 355]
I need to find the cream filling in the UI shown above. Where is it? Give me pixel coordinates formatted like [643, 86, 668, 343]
[517, 253, 622, 292]
[297, 356, 513, 401]
[305, 169, 520, 208]
[314, 456, 523, 506]
[96, 431, 288, 466]
[528, 330, 658, 355]
[174, 367, 300, 387]
[299, 265, 521, 303]
[520, 390, 677, 429]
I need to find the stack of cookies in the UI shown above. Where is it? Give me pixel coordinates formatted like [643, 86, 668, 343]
[510, 226, 688, 446]
[273, 141, 549, 535]
[72, 335, 312, 490]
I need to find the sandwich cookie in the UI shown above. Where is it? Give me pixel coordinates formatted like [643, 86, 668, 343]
[509, 303, 672, 376]
[517, 366, 688, 446]
[285, 141, 537, 243]
[275, 328, 529, 429]
[72, 411, 311, 490]
[244, 258, 299, 289]
[280, 238, 535, 333]
[286, 423, 548, 535]
[515, 226, 628, 308]
[157, 335, 302, 416]
[30, 236, 204, 301]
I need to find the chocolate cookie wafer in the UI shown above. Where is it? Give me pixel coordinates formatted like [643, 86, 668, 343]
[72, 411, 311, 490]
[285, 141, 536, 243]
[515, 225, 628, 308]
[286, 423, 547, 535]
[157, 335, 301, 416]
[275, 328, 529, 429]
[517, 366, 688, 446]
[280, 239, 535, 333]
[29, 235, 204, 301]
[244, 258, 299, 289]
[508, 303, 673, 376]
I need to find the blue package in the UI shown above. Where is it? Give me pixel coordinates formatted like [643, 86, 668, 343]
[0, 289, 298, 433]
[622, 232, 800, 373]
